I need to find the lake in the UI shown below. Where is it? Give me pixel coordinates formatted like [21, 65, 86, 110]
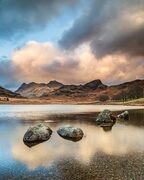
[0, 105, 144, 180]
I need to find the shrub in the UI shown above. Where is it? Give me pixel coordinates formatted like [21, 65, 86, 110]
[98, 95, 109, 102]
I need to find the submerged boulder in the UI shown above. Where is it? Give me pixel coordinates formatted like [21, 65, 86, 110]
[23, 123, 52, 147]
[117, 111, 129, 120]
[96, 109, 116, 124]
[57, 125, 84, 142]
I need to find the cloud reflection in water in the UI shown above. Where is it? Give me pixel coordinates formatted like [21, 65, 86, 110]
[11, 123, 144, 170]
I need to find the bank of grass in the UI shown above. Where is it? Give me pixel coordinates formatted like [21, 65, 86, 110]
[110, 98, 144, 106]
[0, 97, 144, 106]
[79, 98, 144, 106]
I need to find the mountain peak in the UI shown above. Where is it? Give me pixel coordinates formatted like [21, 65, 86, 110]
[83, 79, 106, 90]
[15, 83, 27, 93]
[15, 82, 37, 93]
[47, 80, 63, 88]
[15, 80, 64, 97]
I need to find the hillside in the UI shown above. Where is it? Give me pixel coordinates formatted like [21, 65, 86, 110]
[15, 80, 63, 98]
[50, 80, 107, 97]
[0, 86, 22, 98]
[16, 79, 107, 98]
[105, 79, 144, 101]
[15, 79, 144, 102]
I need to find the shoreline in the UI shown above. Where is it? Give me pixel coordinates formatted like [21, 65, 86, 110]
[0, 98, 144, 106]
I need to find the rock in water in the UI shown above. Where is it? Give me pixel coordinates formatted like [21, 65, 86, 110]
[57, 125, 84, 142]
[23, 123, 52, 147]
[101, 124, 113, 132]
[117, 111, 129, 120]
[96, 109, 116, 123]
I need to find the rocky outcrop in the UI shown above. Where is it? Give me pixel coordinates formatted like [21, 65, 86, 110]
[23, 124, 52, 147]
[57, 125, 84, 142]
[96, 109, 116, 124]
[117, 111, 129, 120]
[83, 79, 107, 90]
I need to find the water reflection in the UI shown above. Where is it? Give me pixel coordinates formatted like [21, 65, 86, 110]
[10, 121, 144, 170]
[23, 140, 47, 148]
[0, 104, 143, 120]
[0, 106, 144, 179]
[101, 124, 114, 132]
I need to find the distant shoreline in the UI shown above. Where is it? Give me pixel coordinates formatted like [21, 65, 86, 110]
[0, 98, 144, 106]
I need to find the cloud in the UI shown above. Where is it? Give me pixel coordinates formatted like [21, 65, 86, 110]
[91, 18, 144, 58]
[0, 0, 144, 89]
[0, 0, 78, 39]
[60, 0, 144, 58]
[0, 41, 143, 89]
[11, 41, 80, 85]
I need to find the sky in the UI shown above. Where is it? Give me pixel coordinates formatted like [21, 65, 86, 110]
[0, 0, 144, 90]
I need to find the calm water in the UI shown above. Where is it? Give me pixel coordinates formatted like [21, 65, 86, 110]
[0, 105, 144, 180]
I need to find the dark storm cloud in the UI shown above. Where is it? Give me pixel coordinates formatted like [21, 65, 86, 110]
[59, 0, 108, 49]
[0, 0, 77, 39]
[91, 26, 144, 58]
[60, 0, 144, 58]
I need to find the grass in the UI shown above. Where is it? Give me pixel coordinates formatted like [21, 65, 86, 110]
[118, 98, 144, 106]
[0, 97, 144, 106]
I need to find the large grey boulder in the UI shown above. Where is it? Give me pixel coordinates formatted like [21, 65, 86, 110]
[96, 109, 116, 124]
[117, 111, 129, 120]
[57, 125, 84, 142]
[23, 123, 52, 147]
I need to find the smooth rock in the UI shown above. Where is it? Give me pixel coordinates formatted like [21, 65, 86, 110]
[57, 125, 84, 142]
[23, 123, 52, 147]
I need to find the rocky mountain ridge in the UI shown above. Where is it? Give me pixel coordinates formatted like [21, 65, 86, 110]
[15, 79, 144, 101]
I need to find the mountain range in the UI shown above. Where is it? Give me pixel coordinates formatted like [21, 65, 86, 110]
[15, 80, 63, 98]
[15, 79, 144, 101]
[0, 79, 143, 102]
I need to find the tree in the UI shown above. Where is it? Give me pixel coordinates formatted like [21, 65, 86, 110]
[112, 87, 144, 101]
[98, 95, 109, 102]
